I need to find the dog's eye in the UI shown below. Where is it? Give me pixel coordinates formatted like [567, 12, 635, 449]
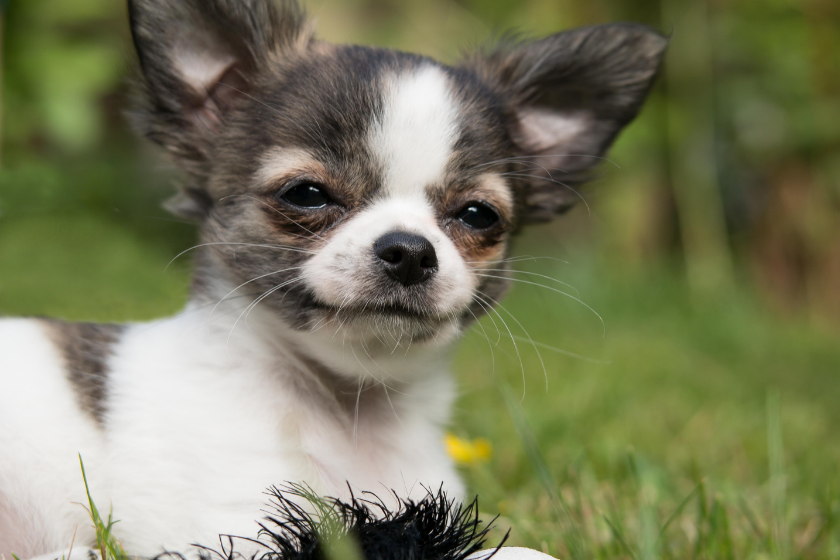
[280, 183, 331, 208]
[457, 203, 499, 229]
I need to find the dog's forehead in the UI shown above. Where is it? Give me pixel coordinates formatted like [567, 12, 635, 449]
[248, 46, 511, 200]
[370, 64, 460, 198]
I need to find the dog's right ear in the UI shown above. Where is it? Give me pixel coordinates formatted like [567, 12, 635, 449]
[129, 0, 309, 182]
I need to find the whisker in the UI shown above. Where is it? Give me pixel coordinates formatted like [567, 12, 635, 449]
[208, 267, 304, 324]
[218, 194, 325, 240]
[470, 268, 581, 298]
[166, 242, 315, 270]
[463, 255, 569, 265]
[477, 290, 548, 394]
[474, 273, 605, 337]
[471, 295, 502, 345]
[466, 302, 496, 377]
[500, 172, 591, 216]
[390, 331, 404, 355]
[358, 339, 409, 415]
[226, 276, 305, 349]
[473, 292, 526, 401]
[474, 153, 621, 170]
[242, 277, 303, 331]
[509, 335, 609, 365]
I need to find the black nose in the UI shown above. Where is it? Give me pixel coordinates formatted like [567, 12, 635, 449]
[374, 231, 438, 286]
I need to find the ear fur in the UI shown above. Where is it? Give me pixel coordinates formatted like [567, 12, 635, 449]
[467, 24, 668, 222]
[128, 0, 310, 213]
[162, 188, 213, 221]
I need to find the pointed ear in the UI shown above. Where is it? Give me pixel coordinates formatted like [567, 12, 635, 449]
[468, 24, 668, 222]
[128, 0, 309, 168]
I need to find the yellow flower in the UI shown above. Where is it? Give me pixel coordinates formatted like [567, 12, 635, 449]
[444, 432, 493, 464]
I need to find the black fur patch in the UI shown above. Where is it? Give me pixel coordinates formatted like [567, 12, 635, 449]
[171, 486, 505, 560]
[43, 320, 125, 425]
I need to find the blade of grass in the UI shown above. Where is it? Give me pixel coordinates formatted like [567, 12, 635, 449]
[737, 496, 765, 540]
[603, 513, 639, 560]
[79, 455, 128, 560]
[691, 479, 708, 560]
[659, 479, 704, 539]
[766, 389, 788, 560]
[498, 381, 587, 560]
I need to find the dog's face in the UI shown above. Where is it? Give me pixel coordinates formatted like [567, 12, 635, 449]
[129, 0, 666, 350]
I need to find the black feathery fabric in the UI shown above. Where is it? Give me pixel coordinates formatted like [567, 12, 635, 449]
[165, 485, 506, 560]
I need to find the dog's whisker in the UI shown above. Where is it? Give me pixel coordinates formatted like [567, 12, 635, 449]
[208, 267, 305, 324]
[474, 153, 620, 170]
[219, 195, 326, 241]
[474, 273, 605, 337]
[509, 335, 609, 365]
[471, 295, 502, 346]
[470, 268, 581, 299]
[390, 331, 404, 355]
[225, 276, 306, 351]
[463, 255, 570, 265]
[348, 342, 367, 446]
[166, 242, 316, 270]
[477, 290, 548, 394]
[501, 172, 591, 216]
[473, 292, 526, 401]
[465, 303, 496, 378]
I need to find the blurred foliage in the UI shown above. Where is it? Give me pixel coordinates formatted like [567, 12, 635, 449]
[2, 0, 839, 317]
[1, 0, 839, 557]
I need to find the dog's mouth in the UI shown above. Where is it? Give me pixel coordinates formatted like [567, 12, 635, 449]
[313, 301, 456, 344]
[313, 301, 439, 322]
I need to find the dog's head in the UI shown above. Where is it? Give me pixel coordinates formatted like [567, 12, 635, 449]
[129, 0, 666, 358]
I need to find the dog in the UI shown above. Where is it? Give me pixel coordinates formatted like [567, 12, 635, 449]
[0, 0, 666, 557]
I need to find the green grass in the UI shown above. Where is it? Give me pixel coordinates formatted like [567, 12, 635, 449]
[450, 235, 840, 558]
[1, 199, 838, 559]
[79, 457, 130, 560]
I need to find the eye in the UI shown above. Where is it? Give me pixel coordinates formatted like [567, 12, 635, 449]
[457, 202, 499, 229]
[279, 182, 331, 208]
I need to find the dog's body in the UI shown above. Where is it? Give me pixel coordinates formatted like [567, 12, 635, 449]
[0, 309, 458, 556]
[0, 0, 666, 557]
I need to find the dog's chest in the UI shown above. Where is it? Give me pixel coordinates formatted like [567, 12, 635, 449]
[101, 332, 451, 552]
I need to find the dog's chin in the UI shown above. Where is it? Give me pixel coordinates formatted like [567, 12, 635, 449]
[309, 301, 462, 347]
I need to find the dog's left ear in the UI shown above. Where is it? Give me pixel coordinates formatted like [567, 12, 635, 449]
[467, 24, 667, 222]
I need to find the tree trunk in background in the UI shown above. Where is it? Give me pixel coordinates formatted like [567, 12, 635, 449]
[661, 0, 733, 295]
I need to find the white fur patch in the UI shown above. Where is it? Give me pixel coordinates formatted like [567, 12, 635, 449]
[254, 147, 319, 186]
[370, 65, 461, 198]
[517, 107, 588, 153]
[172, 28, 237, 97]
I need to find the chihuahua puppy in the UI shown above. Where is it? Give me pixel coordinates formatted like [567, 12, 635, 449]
[0, 0, 666, 557]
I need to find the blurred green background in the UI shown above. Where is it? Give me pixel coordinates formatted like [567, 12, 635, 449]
[1, 0, 839, 558]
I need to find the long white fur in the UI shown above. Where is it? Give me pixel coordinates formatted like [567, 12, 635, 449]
[0, 66, 469, 558]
